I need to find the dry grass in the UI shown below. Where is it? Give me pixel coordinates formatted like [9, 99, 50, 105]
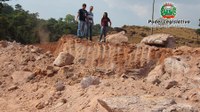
[121, 26, 199, 47]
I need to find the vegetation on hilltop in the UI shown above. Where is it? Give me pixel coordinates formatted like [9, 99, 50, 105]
[0, 3, 101, 44]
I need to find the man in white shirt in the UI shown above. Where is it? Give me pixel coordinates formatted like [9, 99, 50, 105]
[87, 6, 94, 41]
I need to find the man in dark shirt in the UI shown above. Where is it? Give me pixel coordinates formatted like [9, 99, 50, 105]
[77, 3, 88, 38]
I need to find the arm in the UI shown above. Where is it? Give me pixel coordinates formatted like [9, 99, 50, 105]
[108, 18, 112, 27]
[92, 13, 94, 25]
[109, 21, 112, 27]
[76, 10, 80, 21]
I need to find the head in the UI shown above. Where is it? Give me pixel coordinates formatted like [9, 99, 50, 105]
[82, 3, 86, 10]
[103, 12, 108, 18]
[90, 6, 93, 12]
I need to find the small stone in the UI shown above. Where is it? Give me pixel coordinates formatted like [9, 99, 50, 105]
[36, 94, 44, 99]
[31, 48, 38, 53]
[56, 91, 62, 96]
[36, 102, 45, 109]
[3, 74, 9, 77]
[46, 70, 54, 77]
[104, 82, 111, 87]
[46, 51, 51, 54]
[27, 73, 36, 81]
[81, 76, 100, 89]
[55, 82, 65, 91]
[61, 98, 67, 104]
[165, 80, 178, 89]
[46, 66, 54, 70]
[8, 85, 18, 91]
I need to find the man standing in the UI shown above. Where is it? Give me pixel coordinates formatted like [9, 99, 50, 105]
[87, 6, 94, 41]
[100, 12, 112, 42]
[77, 3, 88, 38]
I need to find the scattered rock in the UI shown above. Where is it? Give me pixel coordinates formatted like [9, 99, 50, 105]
[141, 33, 175, 48]
[53, 52, 74, 67]
[81, 76, 100, 89]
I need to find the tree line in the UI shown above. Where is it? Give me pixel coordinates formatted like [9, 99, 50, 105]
[0, 3, 101, 44]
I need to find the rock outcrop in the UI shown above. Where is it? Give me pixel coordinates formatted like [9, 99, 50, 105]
[141, 34, 175, 48]
[106, 31, 128, 44]
[54, 35, 173, 75]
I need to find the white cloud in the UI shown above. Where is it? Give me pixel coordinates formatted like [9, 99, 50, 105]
[129, 5, 149, 17]
[103, 0, 149, 18]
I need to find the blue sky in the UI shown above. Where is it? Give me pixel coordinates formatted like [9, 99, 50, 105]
[6, 0, 200, 28]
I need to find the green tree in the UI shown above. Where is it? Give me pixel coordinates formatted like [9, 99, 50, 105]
[65, 14, 75, 24]
[6, 4, 39, 43]
[65, 14, 77, 35]
[93, 24, 101, 36]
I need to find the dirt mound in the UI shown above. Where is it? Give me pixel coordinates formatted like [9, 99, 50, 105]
[1, 35, 200, 112]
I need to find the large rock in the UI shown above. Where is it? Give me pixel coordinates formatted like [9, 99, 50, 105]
[11, 71, 35, 84]
[98, 95, 198, 112]
[146, 56, 190, 85]
[53, 52, 74, 67]
[98, 95, 178, 112]
[141, 34, 175, 48]
[106, 31, 128, 44]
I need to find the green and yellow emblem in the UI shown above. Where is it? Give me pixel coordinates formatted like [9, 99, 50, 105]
[161, 3, 176, 19]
